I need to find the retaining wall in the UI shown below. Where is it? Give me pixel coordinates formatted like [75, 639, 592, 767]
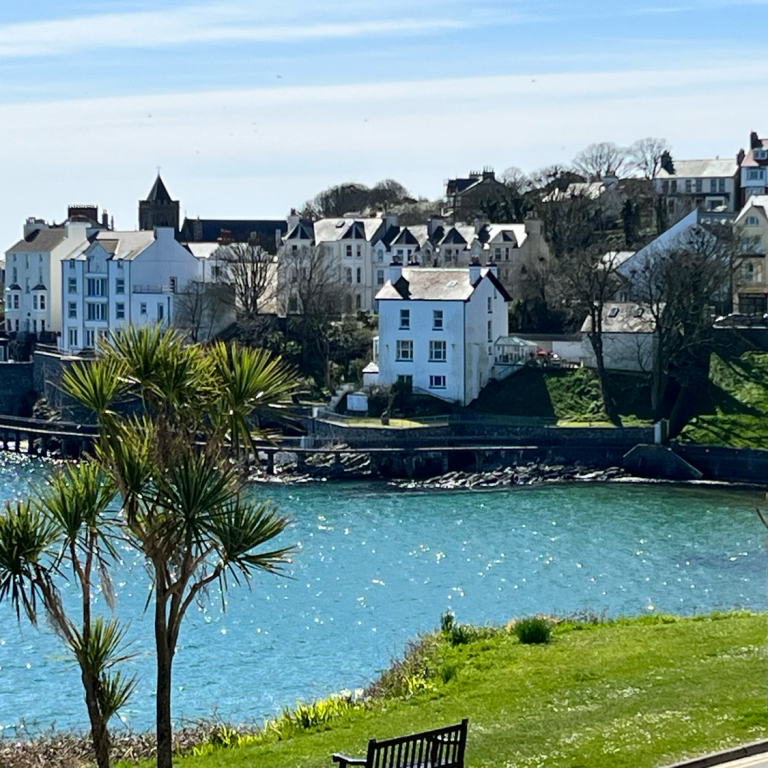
[0, 362, 35, 416]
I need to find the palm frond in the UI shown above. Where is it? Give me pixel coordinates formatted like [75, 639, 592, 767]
[211, 499, 294, 580]
[61, 357, 127, 421]
[0, 500, 59, 625]
[34, 463, 117, 549]
[153, 454, 238, 551]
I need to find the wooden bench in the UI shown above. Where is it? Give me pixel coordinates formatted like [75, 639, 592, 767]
[332, 719, 468, 768]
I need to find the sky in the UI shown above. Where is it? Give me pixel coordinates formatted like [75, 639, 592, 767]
[1, 0, 767, 247]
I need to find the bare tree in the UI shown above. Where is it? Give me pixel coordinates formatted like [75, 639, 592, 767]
[630, 221, 735, 433]
[628, 137, 672, 179]
[174, 280, 236, 342]
[219, 242, 276, 317]
[277, 245, 352, 390]
[556, 248, 626, 425]
[501, 166, 532, 193]
[572, 142, 629, 180]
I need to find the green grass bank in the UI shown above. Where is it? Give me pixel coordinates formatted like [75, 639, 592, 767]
[121, 612, 768, 768]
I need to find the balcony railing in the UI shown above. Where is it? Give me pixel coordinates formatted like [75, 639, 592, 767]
[133, 285, 174, 294]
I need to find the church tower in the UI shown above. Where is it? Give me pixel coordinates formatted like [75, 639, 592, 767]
[139, 175, 180, 232]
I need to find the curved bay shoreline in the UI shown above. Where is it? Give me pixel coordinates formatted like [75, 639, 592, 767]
[248, 450, 767, 493]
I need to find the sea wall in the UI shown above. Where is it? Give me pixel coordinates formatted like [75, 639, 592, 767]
[0, 362, 35, 416]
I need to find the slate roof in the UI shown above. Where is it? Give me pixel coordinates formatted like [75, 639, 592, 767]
[736, 195, 768, 223]
[284, 221, 315, 242]
[375, 267, 511, 302]
[741, 139, 768, 168]
[312, 217, 384, 244]
[145, 175, 173, 203]
[580, 302, 657, 334]
[64, 231, 156, 262]
[6, 228, 67, 254]
[392, 228, 419, 247]
[484, 224, 527, 247]
[180, 218, 287, 252]
[439, 227, 469, 246]
[657, 159, 738, 179]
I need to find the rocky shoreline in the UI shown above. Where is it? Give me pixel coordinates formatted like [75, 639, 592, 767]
[248, 448, 633, 489]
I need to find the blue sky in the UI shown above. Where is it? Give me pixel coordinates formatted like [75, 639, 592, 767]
[1, 0, 766, 246]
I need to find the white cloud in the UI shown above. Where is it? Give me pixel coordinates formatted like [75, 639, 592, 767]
[0, 1, 498, 58]
[1, 63, 766, 249]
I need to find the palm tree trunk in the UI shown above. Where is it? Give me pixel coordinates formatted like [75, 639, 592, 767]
[155, 593, 174, 768]
[82, 671, 111, 768]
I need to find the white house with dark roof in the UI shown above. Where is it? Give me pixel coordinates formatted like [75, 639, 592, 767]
[655, 156, 740, 217]
[374, 263, 511, 405]
[580, 302, 656, 372]
[5, 219, 91, 339]
[59, 227, 204, 352]
[740, 132, 768, 205]
[732, 195, 768, 315]
[280, 213, 396, 313]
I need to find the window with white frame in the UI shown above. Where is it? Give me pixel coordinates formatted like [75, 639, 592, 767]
[85, 329, 95, 348]
[170, 277, 177, 293]
[433, 310, 443, 330]
[356, 267, 361, 284]
[487, 320, 493, 342]
[346, 244, 352, 257]
[12, 294, 19, 309]
[429, 340, 446, 361]
[86, 303, 107, 321]
[39, 294, 45, 310]
[400, 309, 410, 329]
[746, 215, 760, 226]
[68, 328, 78, 347]
[710, 179, 717, 193]
[396, 339, 413, 360]
[115, 278, 125, 294]
[68, 302, 77, 319]
[376, 270, 385, 285]
[346, 268, 353, 284]
[429, 375, 446, 389]
[157, 303, 164, 321]
[140, 302, 147, 315]
[33, 295, 38, 310]
[116, 303, 125, 320]
[86, 278, 107, 297]
[356, 245, 362, 258]
[487, 296, 492, 313]
[748, 169, 765, 181]
[68, 277, 77, 293]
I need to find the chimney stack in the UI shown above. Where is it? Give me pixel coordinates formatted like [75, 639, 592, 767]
[102, 210, 109, 229]
[469, 256, 481, 285]
[389, 257, 403, 285]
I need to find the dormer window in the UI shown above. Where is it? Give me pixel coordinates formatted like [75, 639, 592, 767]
[755, 149, 768, 160]
[608, 307, 620, 318]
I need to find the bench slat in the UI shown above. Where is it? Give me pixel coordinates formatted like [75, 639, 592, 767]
[331, 720, 467, 768]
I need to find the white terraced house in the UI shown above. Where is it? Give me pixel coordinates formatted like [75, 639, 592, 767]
[5, 219, 91, 339]
[59, 227, 204, 352]
[373, 262, 511, 406]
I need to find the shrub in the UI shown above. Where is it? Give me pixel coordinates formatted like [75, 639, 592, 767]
[441, 611, 498, 646]
[514, 617, 552, 645]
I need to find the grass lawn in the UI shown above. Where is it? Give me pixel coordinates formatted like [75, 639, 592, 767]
[680, 352, 768, 448]
[121, 612, 768, 768]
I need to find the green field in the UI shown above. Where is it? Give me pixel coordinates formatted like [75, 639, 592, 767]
[120, 612, 768, 768]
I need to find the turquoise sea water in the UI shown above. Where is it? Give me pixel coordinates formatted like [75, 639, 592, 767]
[0, 457, 765, 733]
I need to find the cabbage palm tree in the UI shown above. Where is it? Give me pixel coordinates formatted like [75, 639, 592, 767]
[63, 326, 297, 768]
[0, 464, 134, 768]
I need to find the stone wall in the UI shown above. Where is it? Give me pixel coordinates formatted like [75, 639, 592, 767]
[0, 362, 35, 416]
[33, 350, 96, 424]
[675, 444, 768, 484]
